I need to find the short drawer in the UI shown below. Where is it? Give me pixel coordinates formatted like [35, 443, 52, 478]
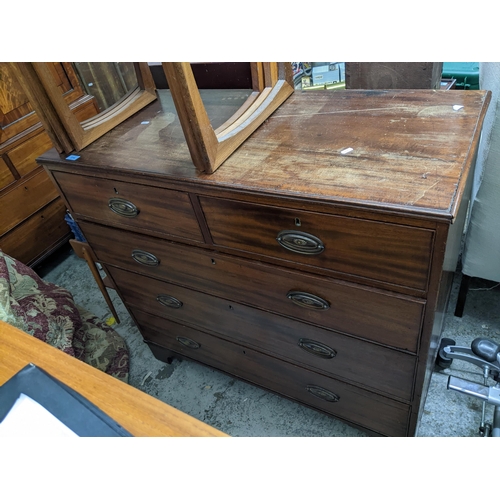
[134, 310, 410, 436]
[199, 196, 434, 291]
[0, 197, 70, 265]
[82, 221, 424, 352]
[52, 171, 203, 242]
[113, 267, 416, 400]
[7, 129, 53, 177]
[0, 168, 59, 236]
[0, 157, 15, 190]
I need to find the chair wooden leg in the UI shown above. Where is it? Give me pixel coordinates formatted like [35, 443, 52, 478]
[69, 239, 120, 323]
[454, 274, 471, 318]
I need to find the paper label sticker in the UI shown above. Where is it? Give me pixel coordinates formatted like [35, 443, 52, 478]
[66, 155, 80, 161]
[340, 147, 354, 155]
[141, 121, 150, 125]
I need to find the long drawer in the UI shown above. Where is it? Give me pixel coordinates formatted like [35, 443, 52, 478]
[133, 309, 411, 436]
[199, 196, 434, 291]
[112, 266, 416, 400]
[52, 171, 204, 243]
[80, 221, 425, 352]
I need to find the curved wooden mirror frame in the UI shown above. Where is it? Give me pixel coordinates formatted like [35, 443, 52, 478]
[24, 62, 156, 153]
[162, 62, 294, 174]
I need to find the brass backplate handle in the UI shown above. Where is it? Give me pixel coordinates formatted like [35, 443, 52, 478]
[108, 198, 139, 218]
[176, 336, 200, 349]
[157, 294, 183, 309]
[306, 385, 340, 403]
[287, 291, 330, 310]
[298, 338, 337, 359]
[276, 230, 325, 255]
[131, 249, 160, 266]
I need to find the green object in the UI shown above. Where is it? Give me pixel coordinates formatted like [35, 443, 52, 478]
[442, 62, 480, 90]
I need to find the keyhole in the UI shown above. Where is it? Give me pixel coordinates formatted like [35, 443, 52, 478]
[295, 218, 301, 226]
[114, 187, 119, 194]
[211, 259, 216, 265]
[228, 305, 233, 310]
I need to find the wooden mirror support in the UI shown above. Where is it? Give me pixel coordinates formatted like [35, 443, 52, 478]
[12, 62, 157, 154]
[162, 62, 294, 174]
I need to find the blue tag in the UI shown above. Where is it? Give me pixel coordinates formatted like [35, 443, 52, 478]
[66, 155, 80, 161]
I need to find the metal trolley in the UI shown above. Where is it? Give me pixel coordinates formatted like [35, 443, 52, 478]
[436, 337, 500, 437]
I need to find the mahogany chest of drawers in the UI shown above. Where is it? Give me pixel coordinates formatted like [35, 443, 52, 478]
[38, 88, 490, 436]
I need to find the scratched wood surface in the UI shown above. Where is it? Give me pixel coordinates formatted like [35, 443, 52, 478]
[39, 88, 490, 219]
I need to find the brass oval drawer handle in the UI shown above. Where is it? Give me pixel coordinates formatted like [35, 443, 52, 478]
[157, 294, 183, 309]
[287, 291, 330, 310]
[108, 198, 139, 218]
[176, 336, 200, 349]
[276, 230, 325, 255]
[306, 385, 340, 403]
[298, 338, 337, 359]
[131, 249, 160, 266]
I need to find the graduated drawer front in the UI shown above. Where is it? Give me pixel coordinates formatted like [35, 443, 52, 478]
[111, 267, 416, 400]
[199, 197, 434, 291]
[51, 171, 203, 242]
[81, 221, 424, 352]
[134, 310, 410, 437]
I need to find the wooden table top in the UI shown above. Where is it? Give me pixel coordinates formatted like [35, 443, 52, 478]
[39, 88, 490, 221]
[0, 321, 227, 437]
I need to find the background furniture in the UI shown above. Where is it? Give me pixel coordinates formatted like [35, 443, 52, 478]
[0, 250, 128, 382]
[0, 63, 99, 266]
[345, 62, 443, 89]
[0, 320, 226, 437]
[69, 239, 120, 323]
[39, 87, 489, 436]
[454, 62, 500, 316]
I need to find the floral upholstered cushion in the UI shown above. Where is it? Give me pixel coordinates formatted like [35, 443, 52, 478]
[0, 250, 129, 383]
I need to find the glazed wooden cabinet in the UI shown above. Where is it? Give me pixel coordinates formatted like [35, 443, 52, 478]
[38, 88, 490, 436]
[0, 62, 99, 265]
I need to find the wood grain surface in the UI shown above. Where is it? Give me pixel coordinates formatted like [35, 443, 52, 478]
[0, 320, 227, 437]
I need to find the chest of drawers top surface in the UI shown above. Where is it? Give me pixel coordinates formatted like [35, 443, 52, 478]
[38, 88, 489, 219]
